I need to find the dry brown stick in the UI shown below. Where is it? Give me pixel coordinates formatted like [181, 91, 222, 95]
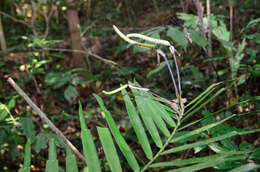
[228, 0, 233, 41]
[193, 0, 206, 37]
[0, 11, 32, 28]
[7, 77, 87, 164]
[206, 0, 212, 58]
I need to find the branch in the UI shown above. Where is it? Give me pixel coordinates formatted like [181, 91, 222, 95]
[7, 77, 87, 164]
[0, 11, 32, 28]
[193, 0, 206, 37]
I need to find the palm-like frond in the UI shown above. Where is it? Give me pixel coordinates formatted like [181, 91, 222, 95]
[19, 82, 259, 172]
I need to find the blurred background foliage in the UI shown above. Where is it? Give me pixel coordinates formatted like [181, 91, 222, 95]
[0, 0, 259, 171]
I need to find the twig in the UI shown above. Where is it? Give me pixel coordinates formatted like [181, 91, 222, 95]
[206, 0, 212, 57]
[193, 0, 206, 37]
[7, 77, 87, 164]
[228, 0, 233, 41]
[169, 46, 182, 97]
[0, 14, 7, 51]
[157, 49, 179, 99]
[44, 47, 119, 67]
[0, 11, 32, 28]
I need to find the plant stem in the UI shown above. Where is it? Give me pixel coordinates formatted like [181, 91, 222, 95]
[157, 49, 179, 98]
[141, 119, 181, 172]
[7, 77, 87, 164]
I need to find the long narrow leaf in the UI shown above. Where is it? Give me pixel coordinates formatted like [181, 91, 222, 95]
[151, 150, 253, 168]
[227, 163, 257, 172]
[185, 82, 222, 108]
[150, 154, 222, 168]
[94, 94, 140, 172]
[130, 87, 163, 148]
[79, 103, 101, 172]
[130, 84, 177, 126]
[66, 146, 79, 172]
[135, 91, 171, 137]
[163, 131, 237, 155]
[184, 86, 217, 116]
[131, 81, 175, 128]
[183, 87, 227, 122]
[18, 139, 31, 172]
[164, 127, 259, 155]
[166, 155, 246, 172]
[45, 138, 59, 172]
[144, 92, 176, 127]
[97, 127, 122, 172]
[121, 88, 153, 159]
[171, 114, 236, 143]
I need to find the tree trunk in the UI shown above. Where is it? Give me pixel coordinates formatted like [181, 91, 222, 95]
[66, 0, 86, 68]
[0, 14, 7, 52]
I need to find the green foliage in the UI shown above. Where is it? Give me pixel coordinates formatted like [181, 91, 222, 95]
[20, 117, 35, 141]
[45, 138, 59, 172]
[18, 139, 31, 172]
[97, 127, 122, 172]
[66, 147, 79, 172]
[45, 68, 86, 103]
[166, 27, 188, 50]
[79, 103, 101, 172]
[4, 1, 260, 171]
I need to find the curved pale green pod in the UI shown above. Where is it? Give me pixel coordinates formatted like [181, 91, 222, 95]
[121, 88, 153, 159]
[97, 127, 122, 172]
[79, 103, 101, 172]
[94, 94, 140, 172]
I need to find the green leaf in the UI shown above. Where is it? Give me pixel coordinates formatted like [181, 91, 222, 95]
[185, 82, 222, 108]
[130, 87, 163, 148]
[20, 117, 35, 141]
[64, 85, 79, 103]
[45, 138, 59, 172]
[79, 103, 101, 172]
[66, 147, 79, 172]
[165, 155, 246, 172]
[121, 88, 153, 160]
[183, 85, 228, 122]
[227, 163, 257, 172]
[212, 21, 230, 42]
[147, 60, 172, 78]
[18, 139, 31, 172]
[188, 30, 208, 49]
[97, 127, 122, 172]
[171, 114, 236, 143]
[44, 72, 70, 88]
[250, 148, 260, 159]
[167, 27, 188, 50]
[94, 94, 140, 172]
[34, 133, 49, 153]
[177, 13, 198, 29]
[24, 139, 31, 168]
[164, 131, 237, 155]
[150, 154, 223, 168]
[135, 94, 173, 135]
[241, 17, 260, 33]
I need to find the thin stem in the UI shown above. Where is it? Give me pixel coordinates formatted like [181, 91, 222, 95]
[170, 46, 182, 97]
[7, 77, 87, 164]
[141, 119, 181, 172]
[157, 49, 179, 98]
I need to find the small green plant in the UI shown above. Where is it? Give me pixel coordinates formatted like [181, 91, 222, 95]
[17, 26, 259, 171]
[45, 68, 87, 103]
